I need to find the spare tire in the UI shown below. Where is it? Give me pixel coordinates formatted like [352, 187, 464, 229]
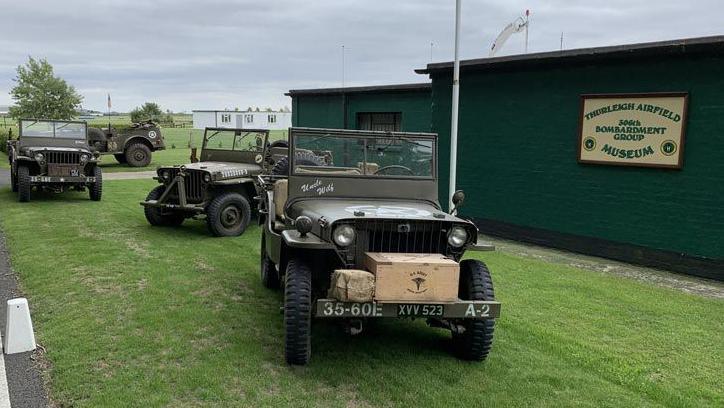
[271, 150, 324, 176]
[87, 127, 106, 151]
[269, 140, 289, 149]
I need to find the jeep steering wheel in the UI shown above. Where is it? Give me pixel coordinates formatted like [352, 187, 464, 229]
[373, 165, 415, 175]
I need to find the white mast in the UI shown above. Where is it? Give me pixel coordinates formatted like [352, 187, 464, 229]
[449, 0, 462, 210]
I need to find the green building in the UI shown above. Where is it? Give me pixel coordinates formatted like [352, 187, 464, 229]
[287, 83, 431, 132]
[288, 36, 724, 280]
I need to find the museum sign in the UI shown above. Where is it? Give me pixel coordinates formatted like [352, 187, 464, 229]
[577, 93, 688, 169]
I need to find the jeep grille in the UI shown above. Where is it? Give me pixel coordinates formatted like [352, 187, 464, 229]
[354, 219, 449, 255]
[45, 151, 82, 165]
[168, 168, 205, 204]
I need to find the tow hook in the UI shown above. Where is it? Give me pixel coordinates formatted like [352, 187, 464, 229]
[345, 319, 364, 336]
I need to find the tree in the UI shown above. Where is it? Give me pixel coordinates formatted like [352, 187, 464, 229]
[130, 102, 164, 122]
[9, 57, 83, 120]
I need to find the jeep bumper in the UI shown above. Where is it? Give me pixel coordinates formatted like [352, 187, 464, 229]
[29, 176, 96, 184]
[140, 200, 204, 213]
[316, 299, 500, 319]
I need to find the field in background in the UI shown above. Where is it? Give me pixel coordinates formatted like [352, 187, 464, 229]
[0, 179, 721, 407]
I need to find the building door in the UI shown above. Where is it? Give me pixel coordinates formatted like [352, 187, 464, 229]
[356, 112, 401, 132]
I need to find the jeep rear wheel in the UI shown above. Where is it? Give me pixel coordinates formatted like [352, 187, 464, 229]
[206, 192, 251, 237]
[452, 259, 496, 361]
[143, 185, 185, 226]
[89, 166, 103, 201]
[284, 257, 312, 365]
[17, 165, 31, 202]
[125, 143, 152, 167]
[114, 154, 127, 164]
[260, 232, 280, 289]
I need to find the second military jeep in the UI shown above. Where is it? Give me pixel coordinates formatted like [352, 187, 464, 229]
[257, 128, 500, 365]
[7, 119, 102, 202]
[88, 120, 165, 167]
[140, 127, 271, 236]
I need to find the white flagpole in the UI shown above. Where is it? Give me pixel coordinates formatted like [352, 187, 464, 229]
[449, 0, 462, 210]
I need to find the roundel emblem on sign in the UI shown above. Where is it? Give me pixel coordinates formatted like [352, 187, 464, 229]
[148, 131, 157, 139]
[660, 140, 677, 156]
[583, 137, 596, 151]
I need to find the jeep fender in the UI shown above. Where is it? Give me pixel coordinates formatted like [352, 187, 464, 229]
[123, 136, 154, 152]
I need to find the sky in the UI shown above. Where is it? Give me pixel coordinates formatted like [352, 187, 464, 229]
[0, 0, 721, 113]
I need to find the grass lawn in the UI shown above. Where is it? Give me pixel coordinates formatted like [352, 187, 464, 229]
[0, 180, 721, 407]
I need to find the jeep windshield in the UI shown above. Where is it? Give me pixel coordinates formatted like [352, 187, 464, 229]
[20, 120, 86, 139]
[203, 129, 265, 153]
[292, 130, 435, 179]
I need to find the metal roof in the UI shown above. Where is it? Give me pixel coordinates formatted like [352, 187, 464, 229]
[286, 82, 431, 96]
[416, 36, 724, 75]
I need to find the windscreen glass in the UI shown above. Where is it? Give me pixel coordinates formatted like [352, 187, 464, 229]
[21, 120, 86, 139]
[204, 130, 265, 153]
[292, 132, 434, 178]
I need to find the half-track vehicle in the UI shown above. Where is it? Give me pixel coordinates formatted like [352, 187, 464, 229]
[88, 120, 165, 167]
[140, 127, 273, 237]
[257, 127, 500, 365]
[7, 119, 102, 202]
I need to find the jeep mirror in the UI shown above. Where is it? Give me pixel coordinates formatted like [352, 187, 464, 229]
[450, 190, 465, 214]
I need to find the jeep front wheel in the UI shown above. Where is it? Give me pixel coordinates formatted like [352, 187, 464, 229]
[205, 193, 251, 237]
[143, 185, 185, 226]
[125, 143, 152, 167]
[284, 257, 312, 365]
[451, 259, 496, 361]
[17, 165, 31, 202]
[89, 166, 103, 201]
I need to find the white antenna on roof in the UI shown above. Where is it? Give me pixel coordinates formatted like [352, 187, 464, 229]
[489, 9, 530, 57]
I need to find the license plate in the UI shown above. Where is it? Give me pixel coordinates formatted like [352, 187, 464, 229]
[397, 304, 444, 317]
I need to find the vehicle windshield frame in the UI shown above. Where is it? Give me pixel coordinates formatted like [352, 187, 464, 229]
[202, 128, 269, 154]
[19, 119, 87, 140]
[290, 128, 437, 180]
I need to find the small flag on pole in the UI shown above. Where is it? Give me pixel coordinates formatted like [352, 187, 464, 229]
[107, 94, 112, 109]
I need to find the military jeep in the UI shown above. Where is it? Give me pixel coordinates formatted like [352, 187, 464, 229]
[88, 120, 165, 167]
[257, 127, 500, 365]
[7, 119, 102, 202]
[140, 127, 272, 236]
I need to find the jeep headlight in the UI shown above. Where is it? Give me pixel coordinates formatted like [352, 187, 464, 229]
[448, 226, 468, 247]
[203, 173, 211, 183]
[333, 224, 355, 247]
[80, 154, 89, 162]
[34, 153, 44, 162]
[161, 170, 170, 180]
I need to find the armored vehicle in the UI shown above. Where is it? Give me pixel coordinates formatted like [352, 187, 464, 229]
[257, 128, 500, 365]
[7, 119, 102, 202]
[88, 120, 165, 167]
[140, 127, 272, 237]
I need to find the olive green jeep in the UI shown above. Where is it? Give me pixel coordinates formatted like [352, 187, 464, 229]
[140, 127, 281, 236]
[257, 127, 500, 365]
[88, 120, 165, 167]
[7, 119, 102, 202]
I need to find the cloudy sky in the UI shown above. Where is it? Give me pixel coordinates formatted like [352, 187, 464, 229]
[0, 0, 720, 112]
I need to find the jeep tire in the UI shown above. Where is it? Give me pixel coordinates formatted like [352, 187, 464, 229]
[284, 257, 312, 365]
[143, 185, 185, 226]
[452, 259, 496, 361]
[125, 143, 152, 167]
[260, 232, 280, 289]
[17, 165, 31, 202]
[114, 154, 127, 164]
[89, 166, 103, 201]
[206, 192, 251, 237]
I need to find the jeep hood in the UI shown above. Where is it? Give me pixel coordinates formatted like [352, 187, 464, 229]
[288, 198, 462, 225]
[24, 146, 92, 154]
[164, 161, 262, 178]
